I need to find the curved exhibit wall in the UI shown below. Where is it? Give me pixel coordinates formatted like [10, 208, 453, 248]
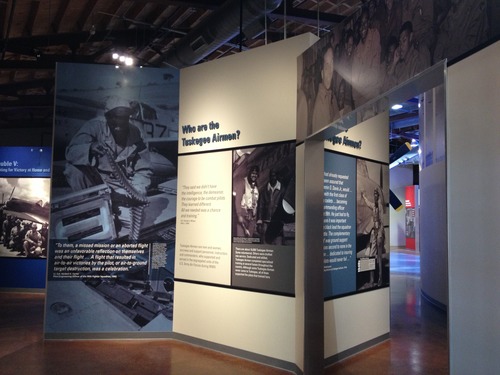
[419, 85, 448, 308]
[420, 159, 448, 308]
[175, 34, 318, 370]
[447, 41, 500, 375]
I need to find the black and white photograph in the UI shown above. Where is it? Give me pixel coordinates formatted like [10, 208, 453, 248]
[0, 178, 50, 259]
[232, 143, 296, 246]
[356, 159, 390, 290]
[297, 0, 492, 141]
[51, 63, 179, 244]
[45, 63, 179, 334]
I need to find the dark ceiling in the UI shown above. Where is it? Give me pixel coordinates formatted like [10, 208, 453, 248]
[0, 0, 417, 155]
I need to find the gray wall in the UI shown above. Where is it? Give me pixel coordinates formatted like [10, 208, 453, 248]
[419, 85, 448, 307]
[447, 41, 500, 374]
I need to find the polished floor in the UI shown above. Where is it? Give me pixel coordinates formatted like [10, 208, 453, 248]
[0, 249, 448, 374]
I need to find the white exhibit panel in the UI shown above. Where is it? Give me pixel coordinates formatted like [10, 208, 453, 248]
[324, 111, 389, 164]
[174, 281, 296, 362]
[324, 288, 390, 357]
[447, 41, 500, 374]
[175, 151, 233, 285]
[179, 34, 319, 152]
[175, 34, 318, 368]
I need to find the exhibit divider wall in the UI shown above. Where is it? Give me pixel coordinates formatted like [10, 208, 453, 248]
[322, 111, 391, 361]
[44, 63, 179, 338]
[447, 40, 500, 375]
[0, 147, 52, 290]
[37, 0, 499, 372]
[175, 33, 318, 373]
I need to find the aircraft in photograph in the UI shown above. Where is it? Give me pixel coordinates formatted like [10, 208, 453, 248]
[2, 197, 50, 224]
[1, 186, 49, 225]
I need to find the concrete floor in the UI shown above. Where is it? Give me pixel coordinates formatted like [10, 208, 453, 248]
[0, 250, 448, 374]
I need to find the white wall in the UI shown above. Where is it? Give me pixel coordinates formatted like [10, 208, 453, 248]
[447, 41, 500, 374]
[324, 288, 390, 357]
[175, 34, 318, 367]
[389, 165, 413, 247]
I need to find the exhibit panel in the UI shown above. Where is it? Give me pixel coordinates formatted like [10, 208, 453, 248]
[175, 151, 233, 285]
[296, 0, 494, 143]
[174, 282, 296, 362]
[321, 111, 391, 359]
[389, 166, 413, 247]
[324, 288, 390, 358]
[178, 36, 318, 152]
[0, 147, 51, 289]
[447, 41, 500, 375]
[175, 34, 318, 369]
[44, 63, 179, 337]
[405, 185, 418, 250]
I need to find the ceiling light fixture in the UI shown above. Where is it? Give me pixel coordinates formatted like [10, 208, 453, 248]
[112, 53, 135, 66]
[391, 104, 403, 110]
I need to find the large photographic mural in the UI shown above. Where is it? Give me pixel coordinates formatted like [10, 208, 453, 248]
[297, 0, 495, 141]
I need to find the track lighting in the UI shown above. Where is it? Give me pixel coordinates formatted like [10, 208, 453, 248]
[112, 53, 134, 66]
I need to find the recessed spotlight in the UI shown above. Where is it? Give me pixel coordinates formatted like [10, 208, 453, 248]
[391, 104, 403, 110]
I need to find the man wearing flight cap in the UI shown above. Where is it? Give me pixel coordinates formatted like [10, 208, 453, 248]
[64, 95, 152, 234]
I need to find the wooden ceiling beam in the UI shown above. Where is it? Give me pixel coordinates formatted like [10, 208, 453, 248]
[23, 0, 40, 37]
[51, 0, 71, 33]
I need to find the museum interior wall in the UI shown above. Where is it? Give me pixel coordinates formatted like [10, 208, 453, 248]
[1, 0, 499, 373]
[389, 166, 413, 247]
[419, 85, 448, 308]
[447, 40, 499, 375]
[175, 33, 318, 372]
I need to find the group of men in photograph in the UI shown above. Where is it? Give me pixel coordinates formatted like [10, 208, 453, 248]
[0, 214, 48, 258]
[298, 0, 489, 137]
[235, 166, 290, 245]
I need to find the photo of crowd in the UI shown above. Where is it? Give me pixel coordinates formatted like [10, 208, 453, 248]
[297, 0, 492, 140]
